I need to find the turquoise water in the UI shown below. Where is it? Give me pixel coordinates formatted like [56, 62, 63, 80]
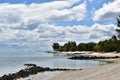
[0, 51, 105, 76]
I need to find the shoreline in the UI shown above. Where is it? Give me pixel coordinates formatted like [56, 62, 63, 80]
[18, 52, 120, 80]
[61, 51, 120, 57]
[48, 52, 120, 80]
[16, 58, 120, 80]
[49, 58, 120, 80]
[1, 52, 120, 80]
[0, 64, 78, 80]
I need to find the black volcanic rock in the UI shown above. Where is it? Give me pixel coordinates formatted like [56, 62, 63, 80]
[69, 56, 120, 60]
[0, 64, 80, 80]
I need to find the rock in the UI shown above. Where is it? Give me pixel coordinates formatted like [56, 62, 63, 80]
[68, 56, 120, 60]
[0, 64, 80, 80]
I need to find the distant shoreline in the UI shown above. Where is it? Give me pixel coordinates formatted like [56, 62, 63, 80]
[60, 51, 120, 57]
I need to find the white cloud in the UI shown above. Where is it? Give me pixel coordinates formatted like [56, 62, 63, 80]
[89, 23, 116, 42]
[0, 0, 87, 47]
[0, 22, 116, 47]
[0, 0, 117, 50]
[46, 3, 86, 21]
[0, 0, 86, 26]
[94, 0, 120, 21]
[35, 23, 116, 43]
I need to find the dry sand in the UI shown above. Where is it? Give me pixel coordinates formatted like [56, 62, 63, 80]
[62, 51, 120, 57]
[49, 58, 120, 80]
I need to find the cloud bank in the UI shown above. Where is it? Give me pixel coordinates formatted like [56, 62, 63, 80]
[0, 0, 117, 50]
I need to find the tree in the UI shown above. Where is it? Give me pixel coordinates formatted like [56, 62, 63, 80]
[94, 44, 103, 52]
[116, 16, 120, 39]
[62, 41, 77, 51]
[78, 43, 85, 51]
[87, 42, 96, 51]
[111, 35, 117, 41]
[52, 43, 60, 51]
[52, 35, 119, 52]
[69, 41, 77, 51]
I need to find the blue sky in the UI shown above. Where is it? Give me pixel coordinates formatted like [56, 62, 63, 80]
[0, 0, 114, 26]
[0, 0, 119, 51]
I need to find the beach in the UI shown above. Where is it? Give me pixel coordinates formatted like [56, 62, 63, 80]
[62, 51, 120, 57]
[0, 51, 106, 80]
[49, 52, 120, 80]
[49, 59, 120, 80]
[17, 52, 120, 80]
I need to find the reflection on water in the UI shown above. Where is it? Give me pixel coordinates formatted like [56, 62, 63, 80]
[0, 51, 106, 76]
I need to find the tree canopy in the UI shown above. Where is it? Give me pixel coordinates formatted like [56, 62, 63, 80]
[52, 36, 120, 52]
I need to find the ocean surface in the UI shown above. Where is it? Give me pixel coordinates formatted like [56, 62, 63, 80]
[0, 51, 106, 76]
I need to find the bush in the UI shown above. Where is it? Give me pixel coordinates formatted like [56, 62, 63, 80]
[116, 47, 120, 53]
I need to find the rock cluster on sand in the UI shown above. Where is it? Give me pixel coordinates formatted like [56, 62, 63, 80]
[69, 55, 120, 60]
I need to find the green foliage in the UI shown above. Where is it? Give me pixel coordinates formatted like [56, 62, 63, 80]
[94, 45, 103, 52]
[116, 47, 120, 53]
[52, 36, 120, 52]
[78, 42, 95, 51]
[62, 41, 77, 51]
[116, 16, 120, 39]
[94, 35, 119, 52]
[52, 43, 60, 51]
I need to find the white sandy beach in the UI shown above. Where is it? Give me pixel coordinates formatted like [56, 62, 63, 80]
[49, 52, 120, 80]
[49, 59, 120, 80]
[62, 51, 120, 57]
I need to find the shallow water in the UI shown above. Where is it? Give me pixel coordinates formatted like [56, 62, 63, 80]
[0, 51, 106, 76]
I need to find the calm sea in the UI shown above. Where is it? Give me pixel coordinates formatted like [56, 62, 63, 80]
[0, 51, 106, 76]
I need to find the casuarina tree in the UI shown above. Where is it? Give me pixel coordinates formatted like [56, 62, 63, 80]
[116, 16, 120, 39]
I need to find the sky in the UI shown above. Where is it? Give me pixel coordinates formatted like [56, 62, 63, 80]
[0, 0, 119, 51]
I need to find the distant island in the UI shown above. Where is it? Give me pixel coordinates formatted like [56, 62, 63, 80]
[52, 17, 120, 53]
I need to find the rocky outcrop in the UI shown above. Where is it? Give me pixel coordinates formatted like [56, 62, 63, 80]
[0, 64, 80, 80]
[69, 56, 120, 60]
